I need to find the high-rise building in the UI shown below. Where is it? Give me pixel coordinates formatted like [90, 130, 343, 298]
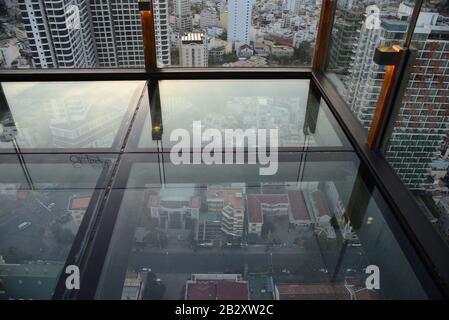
[328, 0, 365, 74]
[19, 0, 96, 68]
[227, 0, 253, 49]
[200, 7, 219, 29]
[174, 0, 192, 33]
[346, 3, 449, 188]
[90, 0, 171, 68]
[179, 32, 208, 67]
[19, 0, 171, 68]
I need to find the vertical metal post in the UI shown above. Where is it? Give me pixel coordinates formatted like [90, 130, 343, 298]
[404, 0, 424, 48]
[139, 0, 158, 71]
[367, 0, 423, 152]
[312, 0, 335, 70]
[367, 46, 417, 152]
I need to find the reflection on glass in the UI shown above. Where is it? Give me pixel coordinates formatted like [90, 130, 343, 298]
[134, 80, 350, 150]
[384, 0, 449, 248]
[326, 0, 411, 129]
[0, 154, 114, 299]
[0, 81, 144, 150]
[96, 156, 428, 300]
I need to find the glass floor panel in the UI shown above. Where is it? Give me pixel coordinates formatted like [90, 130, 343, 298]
[0, 80, 437, 300]
[126, 80, 353, 152]
[95, 154, 428, 300]
[0, 81, 145, 151]
[0, 154, 116, 299]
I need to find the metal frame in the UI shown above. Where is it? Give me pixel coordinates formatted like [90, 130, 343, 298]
[0, 67, 312, 82]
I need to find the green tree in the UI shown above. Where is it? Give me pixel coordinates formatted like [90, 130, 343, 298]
[223, 53, 238, 63]
[219, 31, 227, 41]
[294, 41, 313, 65]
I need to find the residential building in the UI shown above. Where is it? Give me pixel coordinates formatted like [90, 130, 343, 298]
[148, 189, 201, 230]
[284, 0, 301, 14]
[179, 32, 208, 67]
[207, 186, 245, 238]
[271, 44, 294, 59]
[174, 0, 193, 32]
[19, 0, 171, 68]
[227, 0, 254, 49]
[19, 0, 96, 68]
[247, 194, 289, 236]
[200, 7, 219, 28]
[328, 0, 365, 73]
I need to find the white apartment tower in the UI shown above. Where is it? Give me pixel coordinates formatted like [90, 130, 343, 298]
[90, 0, 171, 68]
[174, 0, 192, 32]
[19, 0, 171, 68]
[227, 0, 254, 49]
[179, 32, 208, 67]
[19, 0, 96, 68]
[200, 7, 219, 29]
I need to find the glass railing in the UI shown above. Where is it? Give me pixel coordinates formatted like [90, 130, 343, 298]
[384, 0, 449, 247]
[325, 0, 414, 129]
[323, 0, 449, 248]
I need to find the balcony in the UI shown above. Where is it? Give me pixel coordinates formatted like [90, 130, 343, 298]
[0, 0, 448, 302]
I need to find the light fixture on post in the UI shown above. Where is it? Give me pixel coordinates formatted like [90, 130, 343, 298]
[367, 45, 416, 151]
[367, 0, 424, 151]
[138, 0, 157, 71]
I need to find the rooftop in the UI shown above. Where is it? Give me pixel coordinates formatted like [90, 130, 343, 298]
[181, 32, 206, 44]
[186, 281, 249, 300]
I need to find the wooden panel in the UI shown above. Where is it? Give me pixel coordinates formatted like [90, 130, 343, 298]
[140, 9, 158, 70]
[367, 65, 396, 147]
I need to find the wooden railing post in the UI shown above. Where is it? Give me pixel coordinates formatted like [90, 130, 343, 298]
[312, 0, 335, 70]
[139, 0, 158, 71]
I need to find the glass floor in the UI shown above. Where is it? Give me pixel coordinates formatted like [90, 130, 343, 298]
[0, 80, 433, 300]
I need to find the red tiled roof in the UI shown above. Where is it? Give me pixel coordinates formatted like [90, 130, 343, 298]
[186, 281, 249, 300]
[312, 191, 330, 217]
[207, 186, 244, 209]
[247, 194, 289, 223]
[70, 196, 91, 210]
[148, 195, 160, 208]
[186, 283, 216, 300]
[191, 196, 201, 208]
[247, 195, 263, 223]
[239, 44, 253, 50]
[288, 191, 310, 221]
[217, 281, 248, 300]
